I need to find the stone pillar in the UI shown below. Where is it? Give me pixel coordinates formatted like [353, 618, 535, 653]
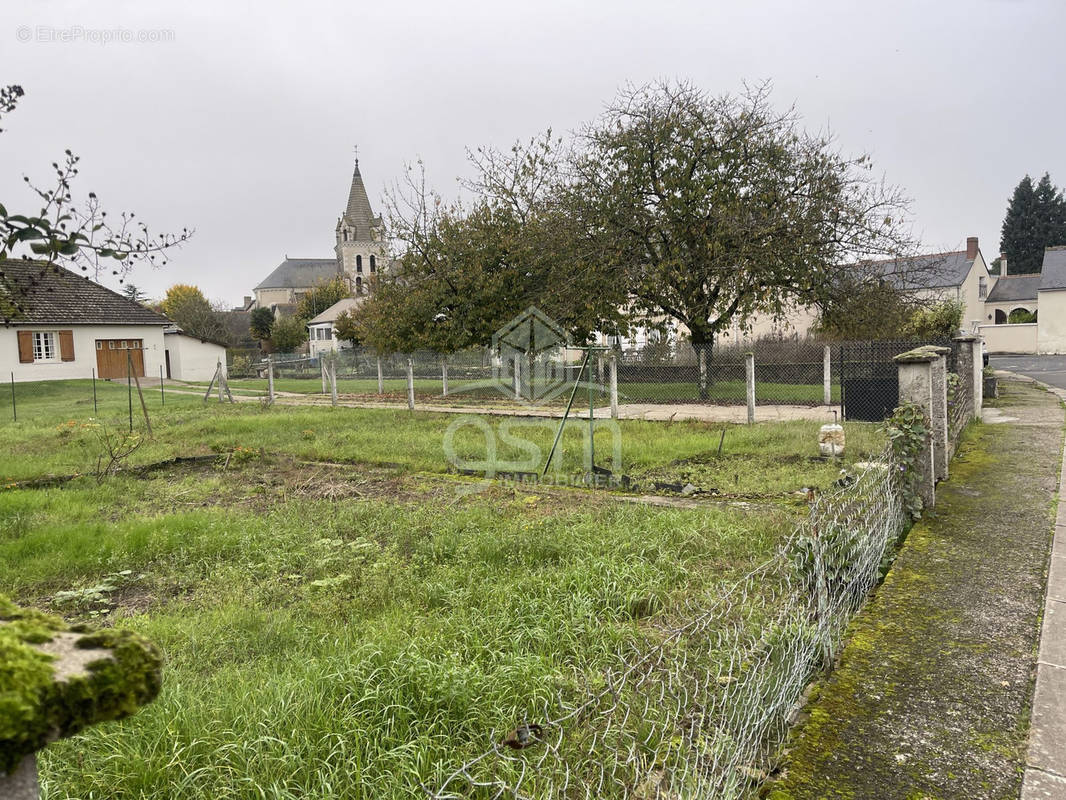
[953, 333, 977, 420]
[971, 337, 984, 418]
[928, 346, 950, 481]
[894, 348, 938, 510]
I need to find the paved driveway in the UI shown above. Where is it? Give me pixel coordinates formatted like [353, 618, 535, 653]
[989, 354, 1066, 391]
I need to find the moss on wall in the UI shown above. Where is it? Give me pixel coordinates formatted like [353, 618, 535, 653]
[0, 594, 162, 774]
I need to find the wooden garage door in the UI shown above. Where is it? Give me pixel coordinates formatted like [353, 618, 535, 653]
[95, 339, 145, 379]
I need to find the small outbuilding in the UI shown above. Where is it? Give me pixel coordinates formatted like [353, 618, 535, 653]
[162, 326, 229, 382]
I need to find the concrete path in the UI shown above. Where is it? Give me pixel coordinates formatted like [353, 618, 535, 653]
[768, 380, 1064, 799]
[160, 381, 842, 423]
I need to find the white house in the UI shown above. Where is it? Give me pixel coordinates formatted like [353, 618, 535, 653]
[2, 259, 172, 383]
[162, 325, 229, 382]
[976, 246, 1066, 354]
[306, 297, 364, 358]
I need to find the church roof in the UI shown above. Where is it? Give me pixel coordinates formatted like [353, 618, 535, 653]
[255, 258, 340, 290]
[340, 161, 382, 237]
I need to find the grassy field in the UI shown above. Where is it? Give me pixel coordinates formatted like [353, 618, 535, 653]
[1, 380, 883, 798]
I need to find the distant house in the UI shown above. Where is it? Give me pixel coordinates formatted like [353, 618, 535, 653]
[306, 297, 365, 358]
[1, 259, 171, 383]
[977, 246, 1066, 354]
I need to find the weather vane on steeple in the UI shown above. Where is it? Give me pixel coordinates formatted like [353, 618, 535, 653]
[353, 144, 359, 167]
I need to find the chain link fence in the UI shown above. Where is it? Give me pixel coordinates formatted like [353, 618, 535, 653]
[223, 337, 963, 419]
[429, 445, 906, 799]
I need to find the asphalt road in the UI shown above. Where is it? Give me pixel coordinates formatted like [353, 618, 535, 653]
[989, 354, 1066, 391]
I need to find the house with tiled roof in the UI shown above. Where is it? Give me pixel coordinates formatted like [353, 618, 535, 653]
[975, 246, 1066, 353]
[252, 159, 387, 314]
[1, 259, 225, 382]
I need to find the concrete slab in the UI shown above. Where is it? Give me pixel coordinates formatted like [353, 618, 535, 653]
[1022, 768, 1066, 800]
[1040, 600, 1066, 668]
[1049, 556, 1066, 604]
[1029, 663, 1066, 774]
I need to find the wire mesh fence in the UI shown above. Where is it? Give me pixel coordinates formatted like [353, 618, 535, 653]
[221, 336, 961, 418]
[429, 447, 906, 799]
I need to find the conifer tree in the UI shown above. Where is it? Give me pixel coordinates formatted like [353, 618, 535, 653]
[1000, 173, 1066, 273]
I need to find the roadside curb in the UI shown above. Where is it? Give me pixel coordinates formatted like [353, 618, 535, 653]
[1005, 373, 1066, 799]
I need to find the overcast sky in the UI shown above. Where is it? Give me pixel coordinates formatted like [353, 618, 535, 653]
[2, 0, 1063, 306]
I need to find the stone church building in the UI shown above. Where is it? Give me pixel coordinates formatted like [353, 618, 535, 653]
[252, 160, 386, 314]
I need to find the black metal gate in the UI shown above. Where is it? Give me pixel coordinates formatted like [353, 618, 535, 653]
[840, 338, 957, 422]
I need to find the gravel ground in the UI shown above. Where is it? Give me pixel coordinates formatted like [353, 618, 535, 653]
[767, 381, 1064, 799]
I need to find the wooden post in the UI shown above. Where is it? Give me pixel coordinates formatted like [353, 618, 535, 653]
[216, 360, 223, 403]
[823, 345, 832, 406]
[406, 358, 415, 411]
[159, 365, 165, 407]
[9, 372, 15, 422]
[377, 357, 384, 394]
[609, 351, 618, 420]
[92, 368, 97, 414]
[745, 352, 755, 425]
[127, 352, 133, 432]
[267, 355, 275, 405]
[129, 352, 152, 436]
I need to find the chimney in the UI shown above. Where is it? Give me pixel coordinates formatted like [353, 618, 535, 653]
[999, 253, 1007, 277]
[243, 296, 252, 308]
[966, 236, 979, 260]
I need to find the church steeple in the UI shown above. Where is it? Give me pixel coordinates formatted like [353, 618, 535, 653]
[339, 158, 381, 241]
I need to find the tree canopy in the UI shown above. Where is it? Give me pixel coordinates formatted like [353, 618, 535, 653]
[359, 81, 914, 395]
[160, 284, 226, 341]
[1000, 173, 1066, 274]
[294, 277, 350, 324]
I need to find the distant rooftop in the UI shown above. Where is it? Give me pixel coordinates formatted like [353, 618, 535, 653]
[986, 273, 1040, 303]
[864, 250, 975, 291]
[255, 258, 339, 291]
[1040, 246, 1066, 291]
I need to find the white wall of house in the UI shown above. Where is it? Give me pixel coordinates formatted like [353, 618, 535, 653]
[164, 333, 227, 381]
[308, 322, 342, 358]
[961, 251, 993, 330]
[982, 300, 1037, 325]
[2, 324, 167, 382]
[977, 322, 1038, 353]
[1038, 290, 1066, 354]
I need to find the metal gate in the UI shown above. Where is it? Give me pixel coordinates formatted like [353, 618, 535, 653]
[840, 338, 957, 422]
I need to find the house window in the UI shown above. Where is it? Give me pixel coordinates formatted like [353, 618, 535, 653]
[322, 328, 332, 340]
[33, 332, 57, 361]
[979, 277, 987, 299]
[96, 341, 103, 350]
[369, 255, 376, 272]
[356, 255, 363, 272]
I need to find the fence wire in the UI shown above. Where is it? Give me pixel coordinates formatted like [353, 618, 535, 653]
[429, 448, 906, 799]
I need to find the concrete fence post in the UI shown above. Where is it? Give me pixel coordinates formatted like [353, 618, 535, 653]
[928, 346, 950, 481]
[267, 355, 275, 405]
[513, 356, 521, 400]
[320, 356, 328, 394]
[406, 357, 415, 411]
[376, 357, 384, 395]
[894, 347, 939, 510]
[823, 345, 832, 406]
[970, 337, 984, 418]
[441, 358, 449, 397]
[609, 351, 619, 420]
[329, 357, 338, 407]
[953, 333, 978, 420]
[745, 352, 755, 424]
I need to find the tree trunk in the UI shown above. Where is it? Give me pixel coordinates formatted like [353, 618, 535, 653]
[693, 337, 714, 400]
